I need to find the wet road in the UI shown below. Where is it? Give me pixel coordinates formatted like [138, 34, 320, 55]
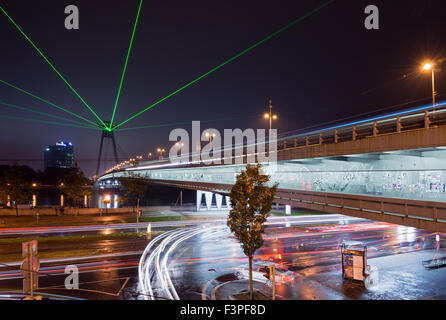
[139, 214, 444, 300]
[0, 214, 444, 299]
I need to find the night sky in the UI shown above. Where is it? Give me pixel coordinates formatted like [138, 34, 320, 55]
[1, 0, 446, 176]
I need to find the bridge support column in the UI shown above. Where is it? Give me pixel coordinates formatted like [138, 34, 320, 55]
[197, 191, 227, 211]
[226, 196, 232, 210]
[216, 194, 223, 209]
[196, 191, 202, 211]
[197, 190, 212, 211]
[205, 192, 212, 210]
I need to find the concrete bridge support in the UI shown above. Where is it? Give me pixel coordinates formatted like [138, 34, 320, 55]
[196, 190, 231, 211]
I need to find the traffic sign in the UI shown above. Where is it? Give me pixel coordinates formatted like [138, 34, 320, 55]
[21, 240, 39, 297]
[22, 240, 38, 257]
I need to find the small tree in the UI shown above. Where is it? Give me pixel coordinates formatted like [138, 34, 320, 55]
[1, 164, 33, 216]
[59, 166, 92, 212]
[227, 163, 278, 299]
[119, 174, 150, 212]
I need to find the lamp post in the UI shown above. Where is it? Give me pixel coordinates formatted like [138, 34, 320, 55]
[264, 100, 278, 130]
[422, 62, 436, 109]
[175, 142, 184, 151]
[205, 132, 216, 142]
[157, 148, 165, 160]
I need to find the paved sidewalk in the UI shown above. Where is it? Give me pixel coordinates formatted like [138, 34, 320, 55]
[212, 280, 272, 300]
[213, 278, 345, 300]
[308, 249, 446, 300]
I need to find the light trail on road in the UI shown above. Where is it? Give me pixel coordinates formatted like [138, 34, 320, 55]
[138, 225, 227, 300]
[0, 214, 362, 236]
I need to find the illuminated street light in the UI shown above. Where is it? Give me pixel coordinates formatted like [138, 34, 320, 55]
[422, 61, 437, 108]
[264, 100, 278, 130]
[205, 132, 216, 142]
[103, 194, 111, 203]
[157, 148, 166, 160]
[423, 62, 432, 70]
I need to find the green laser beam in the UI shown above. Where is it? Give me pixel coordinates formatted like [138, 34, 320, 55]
[115, 109, 306, 131]
[0, 114, 101, 130]
[0, 79, 99, 127]
[111, 0, 335, 131]
[109, 0, 143, 129]
[0, 5, 107, 128]
[114, 115, 259, 131]
[0, 101, 100, 129]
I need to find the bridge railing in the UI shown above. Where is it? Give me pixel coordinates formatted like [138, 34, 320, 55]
[275, 187, 446, 232]
[277, 102, 446, 150]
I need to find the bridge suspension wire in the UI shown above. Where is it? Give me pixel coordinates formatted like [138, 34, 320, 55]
[109, 0, 144, 129]
[115, 140, 130, 161]
[0, 114, 101, 130]
[111, 0, 335, 131]
[0, 79, 99, 127]
[0, 5, 107, 128]
[0, 101, 100, 129]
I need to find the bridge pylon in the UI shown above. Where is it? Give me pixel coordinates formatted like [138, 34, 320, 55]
[96, 121, 119, 177]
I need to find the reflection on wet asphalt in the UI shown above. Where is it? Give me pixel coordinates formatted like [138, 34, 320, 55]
[1, 215, 445, 300]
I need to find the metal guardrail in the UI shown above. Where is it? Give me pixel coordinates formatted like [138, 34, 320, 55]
[277, 102, 446, 150]
[275, 188, 446, 232]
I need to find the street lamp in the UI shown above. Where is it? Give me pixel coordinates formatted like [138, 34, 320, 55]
[422, 61, 437, 108]
[264, 100, 278, 130]
[147, 152, 152, 159]
[205, 132, 216, 142]
[157, 148, 165, 160]
[103, 194, 111, 214]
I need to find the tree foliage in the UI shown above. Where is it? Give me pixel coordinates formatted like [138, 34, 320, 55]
[59, 166, 91, 207]
[227, 163, 278, 299]
[119, 174, 150, 205]
[0, 164, 33, 216]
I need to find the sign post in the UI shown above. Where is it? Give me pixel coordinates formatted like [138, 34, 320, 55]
[21, 240, 40, 300]
[269, 264, 276, 300]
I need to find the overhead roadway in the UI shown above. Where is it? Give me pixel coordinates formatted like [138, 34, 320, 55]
[99, 103, 446, 232]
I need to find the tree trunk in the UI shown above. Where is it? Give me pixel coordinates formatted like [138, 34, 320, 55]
[249, 255, 253, 300]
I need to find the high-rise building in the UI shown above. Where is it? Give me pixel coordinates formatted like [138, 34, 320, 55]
[44, 141, 75, 169]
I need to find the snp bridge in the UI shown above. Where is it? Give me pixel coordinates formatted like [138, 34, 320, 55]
[99, 101, 446, 232]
